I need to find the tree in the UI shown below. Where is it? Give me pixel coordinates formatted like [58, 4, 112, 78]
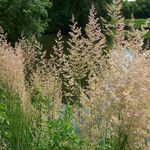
[122, 0, 150, 19]
[47, 0, 89, 33]
[47, 0, 112, 34]
[135, 0, 150, 18]
[0, 0, 52, 45]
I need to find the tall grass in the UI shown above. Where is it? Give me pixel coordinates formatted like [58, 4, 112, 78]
[0, 0, 150, 149]
[0, 84, 33, 150]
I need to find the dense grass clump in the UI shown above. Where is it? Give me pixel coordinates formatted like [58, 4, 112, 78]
[0, 85, 33, 150]
[0, 0, 150, 149]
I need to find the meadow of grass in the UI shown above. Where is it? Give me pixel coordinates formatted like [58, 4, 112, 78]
[0, 0, 150, 150]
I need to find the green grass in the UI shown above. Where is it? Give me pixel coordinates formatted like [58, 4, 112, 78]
[0, 85, 33, 150]
[0, 85, 85, 150]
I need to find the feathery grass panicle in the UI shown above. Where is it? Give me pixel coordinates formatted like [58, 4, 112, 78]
[51, 30, 74, 104]
[85, 5, 106, 71]
[79, 43, 150, 150]
[126, 17, 150, 52]
[0, 28, 29, 111]
[31, 68, 62, 119]
[105, 0, 125, 50]
[78, 49, 150, 149]
[52, 30, 66, 72]
[0, 2, 150, 149]
[68, 16, 88, 81]
[76, 3, 150, 149]
[20, 36, 45, 85]
[108, 49, 150, 149]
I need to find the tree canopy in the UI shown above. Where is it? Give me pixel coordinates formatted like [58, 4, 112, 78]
[47, 0, 112, 33]
[0, 0, 149, 44]
[122, 0, 150, 18]
[0, 0, 52, 44]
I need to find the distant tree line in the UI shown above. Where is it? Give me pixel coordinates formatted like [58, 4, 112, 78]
[47, 0, 150, 34]
[0, 0, 112, 44]
[122, 0, 150, 19]
[0, 0, 52, 45]
[0, 0, 149, 44]
[46, 0, 112, 34]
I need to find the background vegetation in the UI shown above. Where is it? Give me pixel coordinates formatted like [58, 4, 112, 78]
[0, 0, 52, 45]
[1, 0, 150, 45]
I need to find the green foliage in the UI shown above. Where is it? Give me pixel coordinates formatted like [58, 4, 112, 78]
[125, 19, 147, 28]
[122, 0, 150, 19]
[46, 106, 83, 150]
[0, 85, 33, 150]
[47, 0, 88, 33]
[97, 136, 116, 150]
[31, 89, 83, 149]
[0, 0, 52, 44]
[47, 0, 112, 33]
[0, 85, 83, 150]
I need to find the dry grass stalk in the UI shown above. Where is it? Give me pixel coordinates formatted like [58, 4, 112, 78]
[85, 5, 106, 71]
[0, 28, 29, 111]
